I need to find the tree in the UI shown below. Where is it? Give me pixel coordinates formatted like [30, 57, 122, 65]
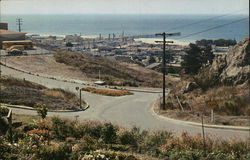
[36, 103, 48, 119]
[181, 43, 214, 74]
[148, 56, 156, 64]
[66, 42, 73, 47]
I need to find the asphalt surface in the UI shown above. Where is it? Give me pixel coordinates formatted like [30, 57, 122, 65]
[1, 65, 249, 140]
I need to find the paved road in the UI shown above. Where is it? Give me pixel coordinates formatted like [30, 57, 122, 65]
[1, 65, 249, 140]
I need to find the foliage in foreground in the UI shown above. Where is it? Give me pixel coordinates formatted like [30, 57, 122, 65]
[0, 115, 249, 160]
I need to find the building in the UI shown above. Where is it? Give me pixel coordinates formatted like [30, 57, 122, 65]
[0, 30, 26, 48]
[0, 23, 8, 30]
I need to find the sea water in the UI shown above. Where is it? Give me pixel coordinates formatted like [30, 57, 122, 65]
[1, 14, 249, 42]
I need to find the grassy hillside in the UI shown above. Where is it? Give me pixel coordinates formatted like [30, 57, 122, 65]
[0, 76, 82, 110]
[54, 50, 163, 87]
[0, 113, 249, 160]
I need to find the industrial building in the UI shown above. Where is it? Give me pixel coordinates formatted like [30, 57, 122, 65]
[0, 29, 26, 49]
[0, 22, 8, 30]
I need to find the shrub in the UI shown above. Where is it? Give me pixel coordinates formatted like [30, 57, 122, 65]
[34, 143, 72, 160]
[51, 116, 69, 140]
[215, 97, 245, 116]
[119, 131, 137, 146]
[143, 131, 172, 156]
[36, 103, 48, 119]
[0, 117, 8, 135]
[0, 107, 9, 116]
[101, 123, 118, 144]
[193, 67, 217, 91]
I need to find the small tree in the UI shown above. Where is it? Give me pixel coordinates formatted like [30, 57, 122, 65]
[101, 123, 117, 144]
[36, 103, 48, 119]
[66, 42, 73, 47]
[181, 43, 214, 74]
[148, 56, 156, 64]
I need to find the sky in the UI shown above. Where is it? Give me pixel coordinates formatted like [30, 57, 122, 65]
[1, 0, 249, 15]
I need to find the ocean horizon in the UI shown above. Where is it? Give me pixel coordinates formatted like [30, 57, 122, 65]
[1, 14, 249, 42]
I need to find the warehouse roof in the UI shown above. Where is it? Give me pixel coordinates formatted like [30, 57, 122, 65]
[0, 30, 26, 35]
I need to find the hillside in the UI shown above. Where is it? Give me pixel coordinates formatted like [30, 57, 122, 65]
[158, 38, 250, 126]
[0, 76, 83, 110]
[54, 50, 165, 87]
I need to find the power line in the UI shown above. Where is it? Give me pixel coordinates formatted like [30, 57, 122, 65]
[176, 17, 248, 40]
[16, 18, 23, 32]
[166, 8, 249, 32]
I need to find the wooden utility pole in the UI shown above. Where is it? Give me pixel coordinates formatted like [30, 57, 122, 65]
[16, 18, 23, 32]
[155, 32, 180, 110]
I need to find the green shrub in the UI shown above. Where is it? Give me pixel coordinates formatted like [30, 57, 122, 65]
[119, 131, 137, 146]
[0, 107, 9, 117]
[34, 143, 72, 160]
[51, 116, 69, 140]
[216, 98, 242, 116]
[0, 117, 8, 135]
[36, 103, 48, 119]
[101, 123, 118, 144]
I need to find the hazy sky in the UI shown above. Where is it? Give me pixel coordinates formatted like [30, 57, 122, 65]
[1, 0, 249, 15]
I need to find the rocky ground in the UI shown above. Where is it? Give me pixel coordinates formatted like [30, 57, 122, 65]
[158, 37, 250, 126]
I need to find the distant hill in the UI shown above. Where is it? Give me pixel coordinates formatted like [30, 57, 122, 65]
[54, 50, 164, 87]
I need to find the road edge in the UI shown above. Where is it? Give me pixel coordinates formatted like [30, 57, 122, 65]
[151, 99, 249, 131]
[1, 103, 90, 113]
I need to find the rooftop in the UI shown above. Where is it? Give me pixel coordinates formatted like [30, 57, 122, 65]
[0, 30, 26, 35]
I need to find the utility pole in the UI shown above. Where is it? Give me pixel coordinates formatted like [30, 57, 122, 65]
[99, 34, 102, 40]
[16, 18, 23, 32]
[108, 34, 111, 41]
[155, 32, 180, 110]
[75, 87, 82, 110]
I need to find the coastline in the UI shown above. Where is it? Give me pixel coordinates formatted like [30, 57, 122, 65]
[27, 33, 192, 46]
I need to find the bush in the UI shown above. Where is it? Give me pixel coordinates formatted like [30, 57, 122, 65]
[193, 67, 217, 91]
[36, 103, 48, 119]
[34, 143, 72, 160]
[119, 131, 137, 146]
[0, 117, 8, 135]
[0, 107, 9, 116]
[215, 97, 244, 116]
[51, 116, 69, 140]
[101, 123, 118, 144]
[143, 131, 172, 156]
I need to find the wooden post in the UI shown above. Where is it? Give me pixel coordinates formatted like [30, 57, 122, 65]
[7, 109, 13, 144]
[79, 89, 82, 109]
[201, 113, 206, 154]
[211, 109, 214, 123]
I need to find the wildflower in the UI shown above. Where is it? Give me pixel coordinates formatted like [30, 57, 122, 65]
[32, 145, 38, 149]
[72, 144, 80, 152]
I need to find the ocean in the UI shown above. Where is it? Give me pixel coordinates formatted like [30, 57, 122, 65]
[1, 14, 249, 42]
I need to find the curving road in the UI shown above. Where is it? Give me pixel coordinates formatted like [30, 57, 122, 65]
[1, 65, 249, 140]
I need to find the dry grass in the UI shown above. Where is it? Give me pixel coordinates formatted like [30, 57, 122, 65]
[54, 50, 164, 87]
[42, 89, 67, 100]
[160, 78, 250, 125]
[0, 75, 45, 90]
[81, 87, 133, 96]
[0, 76, 82, 110]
